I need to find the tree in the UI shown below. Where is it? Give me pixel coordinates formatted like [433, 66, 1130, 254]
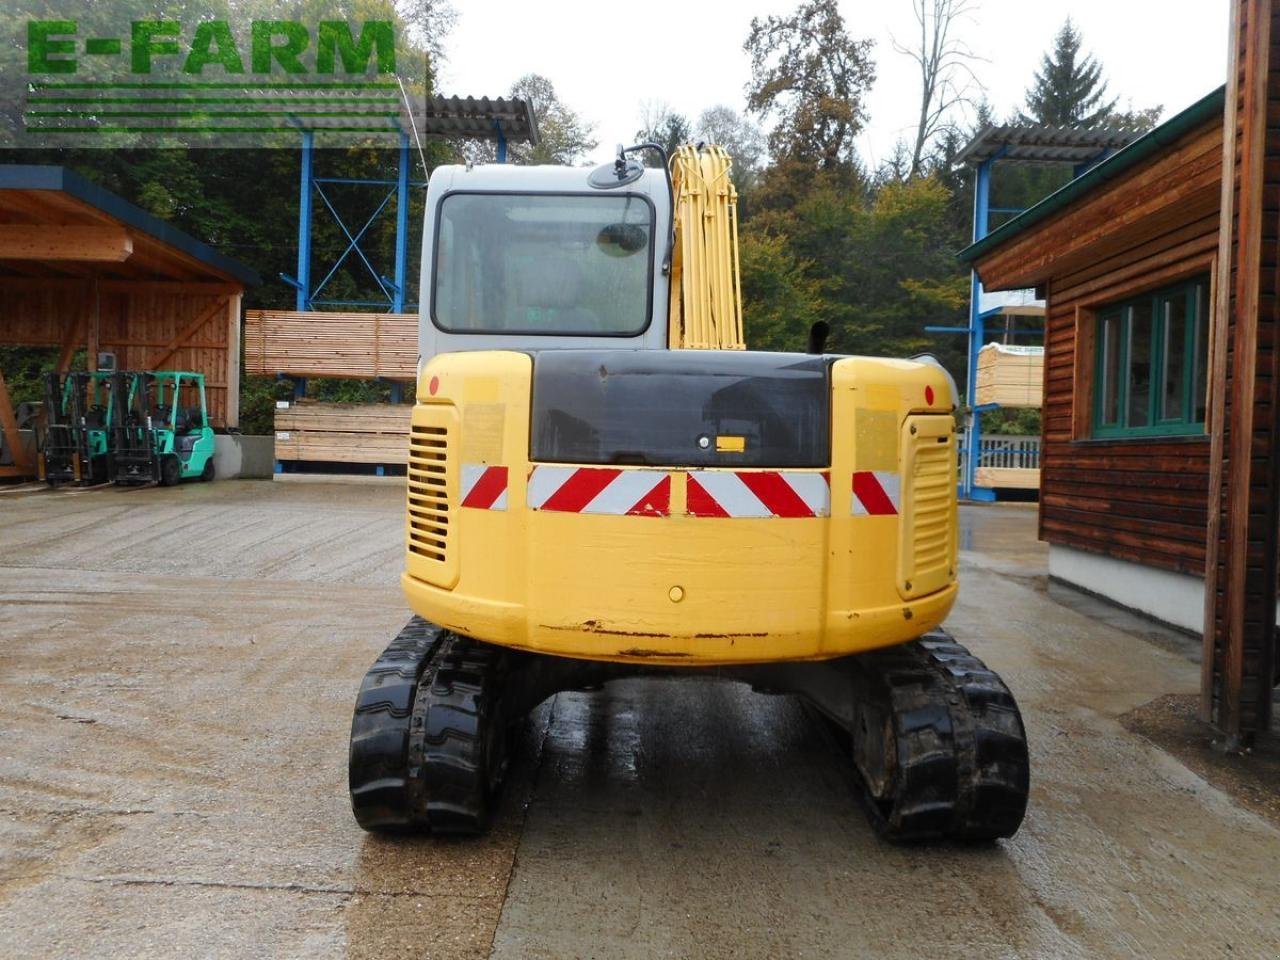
[634, 102, 692, 166]
[739, 234, 823, 352]
[892, 0, 985, 178]
[744, 0, 876, 170]
[695, 106, 766, 190]
[458, 74, 597, 165]
[1020, 20, 1119, 128]
[508, 74, 598, 165]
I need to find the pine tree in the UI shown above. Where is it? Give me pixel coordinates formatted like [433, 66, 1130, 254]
[1021, 20, 1119, 128]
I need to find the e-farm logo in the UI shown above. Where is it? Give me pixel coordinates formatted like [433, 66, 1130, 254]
[23, 17, 406, 140]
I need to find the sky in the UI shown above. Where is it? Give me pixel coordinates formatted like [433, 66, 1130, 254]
[437, 0, 1229, 170]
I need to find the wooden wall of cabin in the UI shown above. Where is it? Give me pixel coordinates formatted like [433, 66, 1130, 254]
[0, 282, 241, 427]
[989, 122, 1225, 576]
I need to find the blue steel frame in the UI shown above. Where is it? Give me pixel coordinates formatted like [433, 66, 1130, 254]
[275, 121, 512, 416]
[927, 151, 1007, 501]
[926, 143, 1089, 501]
[283, 130, 426, 314]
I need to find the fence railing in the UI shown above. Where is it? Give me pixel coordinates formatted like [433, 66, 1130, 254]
[977, 434, 1041, 470]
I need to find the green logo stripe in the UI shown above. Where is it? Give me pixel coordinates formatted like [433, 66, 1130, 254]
[31, 81, 399, 90]
[27, 96, 398, 104]
[27, 110, 399, 118]
[31, 125, 400, 134]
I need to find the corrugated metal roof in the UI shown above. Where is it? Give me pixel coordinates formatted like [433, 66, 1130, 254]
[959, 87, 1226, 265]
[954, 123, 1141, 167]
[408, 96, 539, 145]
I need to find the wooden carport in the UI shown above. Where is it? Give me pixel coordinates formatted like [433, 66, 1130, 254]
[0, 164, 259, 476]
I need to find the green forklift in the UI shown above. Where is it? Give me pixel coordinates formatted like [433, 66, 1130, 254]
[41, 371, 113, 486]
[110, 371, 216, 486]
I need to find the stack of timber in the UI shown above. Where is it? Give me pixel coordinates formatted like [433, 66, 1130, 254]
[274, 401, 411, 477]
[974, 344, 1044, 408]
[244, 310, 417, 380]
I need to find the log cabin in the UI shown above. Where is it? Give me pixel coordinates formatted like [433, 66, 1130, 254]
[960, 88, 1233, 635]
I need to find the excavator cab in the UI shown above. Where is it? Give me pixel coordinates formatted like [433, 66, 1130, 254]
[349, 145, 1030, 843]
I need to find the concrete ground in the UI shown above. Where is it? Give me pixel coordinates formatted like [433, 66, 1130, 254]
[0, 481, 1277, 960]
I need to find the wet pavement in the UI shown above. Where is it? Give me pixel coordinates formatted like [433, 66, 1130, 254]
[1, 485, 1277, 959]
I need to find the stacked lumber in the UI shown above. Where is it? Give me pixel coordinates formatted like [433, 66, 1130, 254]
[245, 310, 417, 380]
[274, 402, 411, 465]
[975, 343, 1043, 408]
[975, 466, 1041, 490]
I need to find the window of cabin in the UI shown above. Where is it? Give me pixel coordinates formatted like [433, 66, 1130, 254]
[1093, 275, 1209, 438]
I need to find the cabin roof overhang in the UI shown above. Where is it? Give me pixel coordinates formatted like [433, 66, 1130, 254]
[0, 164, 260, 285]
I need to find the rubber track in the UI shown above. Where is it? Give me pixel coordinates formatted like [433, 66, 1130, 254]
[348, 616, 444, 831]
[419, 632, 509, 835]
[349, 620, 509, 834]
[856, 630, 1030, 843]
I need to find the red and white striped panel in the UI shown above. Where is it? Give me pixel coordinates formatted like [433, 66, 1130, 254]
[460, 464, 508, 510]
[527, 466, 671, 517]
[686, 471, 830, 518]
[852, 471, 900, 517]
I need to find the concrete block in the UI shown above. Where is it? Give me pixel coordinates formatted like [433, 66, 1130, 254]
[214, 435, 274, 480]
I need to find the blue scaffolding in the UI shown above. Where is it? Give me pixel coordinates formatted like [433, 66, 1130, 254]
[282, 97, 538, 315]
[283, 129, 422, 314]
[275, 97, 539, 405]
[936, 124, 1138, 501]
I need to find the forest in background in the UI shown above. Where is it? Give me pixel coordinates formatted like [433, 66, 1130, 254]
[0, 0, 1164, 435]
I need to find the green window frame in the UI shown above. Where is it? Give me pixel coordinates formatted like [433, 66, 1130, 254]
[1093, 275, 1209, 439]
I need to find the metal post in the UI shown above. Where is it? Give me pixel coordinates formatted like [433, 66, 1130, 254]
[297, 130, 314, 312]
[495, 121, 507, 164]
[393, 132, 410, 314]
[963, 157, 997, 502]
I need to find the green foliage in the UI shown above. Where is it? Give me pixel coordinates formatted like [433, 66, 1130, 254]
[0, 348, 61, 408]
[740, 172, 969, 383]
[744, 0, 876, 170]
[635, 107, 692, 165]
[739, 233, 822, 352]
[981, 407, 1042, 436]
[508, 74, 598, 165]
[1021, 19, 1160, 131]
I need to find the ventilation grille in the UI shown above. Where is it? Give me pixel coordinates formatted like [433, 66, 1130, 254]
[406, 421, 451, 565]
[899, 416, 956, 599]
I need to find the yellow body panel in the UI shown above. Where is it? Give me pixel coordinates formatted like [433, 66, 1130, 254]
[403, 351, 958, 666]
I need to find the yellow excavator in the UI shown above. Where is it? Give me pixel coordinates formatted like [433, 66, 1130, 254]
[348, 143, 1029, 842]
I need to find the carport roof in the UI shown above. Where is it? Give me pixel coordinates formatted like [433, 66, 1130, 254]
[411, 96, 539, 144]
[0, 164, 260, 285]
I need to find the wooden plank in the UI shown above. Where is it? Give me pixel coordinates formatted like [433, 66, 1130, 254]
[146, 296, 227, 370]
[243, 310, 418, 380]
[54, 314, 84, 372]
[0, 225, 133, 262]
[974, 467, 1039, 490]
[0, 278, 239, 295]
[974, 345, 1043, 408]
[225, 293, 241, 429]
[273, 401, 412, 465]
